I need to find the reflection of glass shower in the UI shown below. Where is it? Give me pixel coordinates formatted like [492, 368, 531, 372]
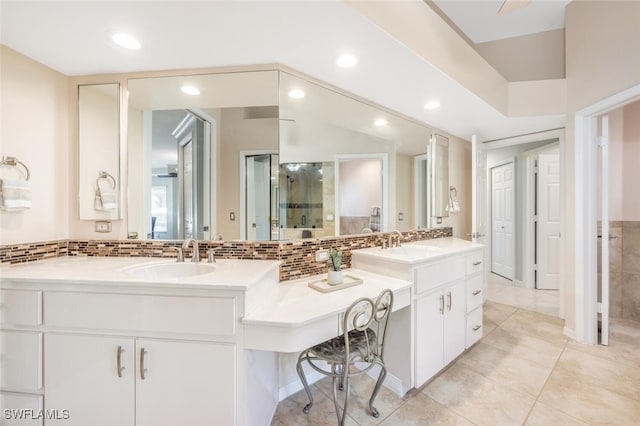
[279, 163, 324, 233]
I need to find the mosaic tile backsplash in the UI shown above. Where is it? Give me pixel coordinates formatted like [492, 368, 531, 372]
[1, 228, 452, 281]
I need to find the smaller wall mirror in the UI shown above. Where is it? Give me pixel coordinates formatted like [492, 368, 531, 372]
[78, 83, 121, 220]
[432, 133, 450, 219]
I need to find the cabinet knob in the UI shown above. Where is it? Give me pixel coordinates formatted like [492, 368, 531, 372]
[473, 261, 482, 266]
[472, 325, 481, 332]
[439, 295, 444, 315]
[472, 290, 482, 296]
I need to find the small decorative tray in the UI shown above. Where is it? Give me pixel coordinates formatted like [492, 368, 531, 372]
[308, 274, 363, 293]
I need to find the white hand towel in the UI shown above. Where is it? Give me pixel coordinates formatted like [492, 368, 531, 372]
[94, 187, 118, 211]
[1, 179, 32, 211]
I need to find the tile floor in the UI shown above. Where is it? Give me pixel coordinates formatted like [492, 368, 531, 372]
[486, 273, 559, 317]
[271, 301, 640, 426]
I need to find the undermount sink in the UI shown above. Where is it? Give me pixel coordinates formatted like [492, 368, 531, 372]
[383, 245, 442, 256]
[122, 261, 216, 279]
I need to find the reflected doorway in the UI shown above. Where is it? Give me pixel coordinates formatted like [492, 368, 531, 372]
[242, 152, 279, 241]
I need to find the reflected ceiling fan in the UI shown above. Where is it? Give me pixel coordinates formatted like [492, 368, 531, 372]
[498, 0, 533, 15]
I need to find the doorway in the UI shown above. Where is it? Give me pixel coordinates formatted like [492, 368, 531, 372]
[574, 84, 640, 345]
[240, 151, 279, 241]
[475, 132, 564, 318]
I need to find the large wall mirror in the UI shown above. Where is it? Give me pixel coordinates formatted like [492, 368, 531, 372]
[122, 67, 447, 241]
[78, 83, 121, 220]
[127, 71, 279, 240]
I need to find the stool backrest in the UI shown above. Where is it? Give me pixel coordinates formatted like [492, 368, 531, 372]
[340, 289, 394, 362]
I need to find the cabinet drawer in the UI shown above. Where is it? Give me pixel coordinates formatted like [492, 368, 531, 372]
[0, 331, 42, 391]
[466, 307, 483, 348]
[466, 275, 483, 312]
[466, 251, 484, 275]
[0, 392, 44, 426]
[415, 257, 465, 294]
[45, 292, 236, 337]
[0, 290, 42, 326]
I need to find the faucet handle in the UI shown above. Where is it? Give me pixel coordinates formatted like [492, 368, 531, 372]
[169, 246, 184, 262]
[207, 249, 216, 263]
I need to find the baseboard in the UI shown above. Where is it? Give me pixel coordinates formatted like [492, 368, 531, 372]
[563, 326, 576, 340]
[278, 369, 325, 402]
[514, 279, 526, 288]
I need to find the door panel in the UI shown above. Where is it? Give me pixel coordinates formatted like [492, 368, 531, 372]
[443, 281, 466, 365]
[44, 334, 135, 426]
[491, 162, 515, 280]
[415, 292, 444, 387]
[537, 153, 561, 290]
[135, 339, 236, 426]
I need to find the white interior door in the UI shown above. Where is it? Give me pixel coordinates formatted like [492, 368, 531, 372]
[491, 162, 515, 280]
[599, 115, 610, 345]
[537, 153, 561, 290]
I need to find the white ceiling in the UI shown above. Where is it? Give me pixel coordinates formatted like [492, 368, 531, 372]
[433, 0, 571, 43]
[0, 1, 564, 142]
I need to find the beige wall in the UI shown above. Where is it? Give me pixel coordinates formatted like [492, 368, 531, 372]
[218, 108, 278, 240]
[475, 29, 565, 82]
[442, 134, 472, 240]
[0, 46, 69, 245]
[564, 0, 640, 332]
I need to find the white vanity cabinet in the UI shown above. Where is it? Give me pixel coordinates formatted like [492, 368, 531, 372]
[45, 334, 235, 426]
[42, 293, 239, 426]
[352, 238, 485, 390]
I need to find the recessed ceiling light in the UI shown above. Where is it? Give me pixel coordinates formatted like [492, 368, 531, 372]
[374, 119, 388, 127]
[112, 33, 141, 50]
[336, 53, 358, 68]
[288, 89, 305, 99]
[424, 100, 441, 110]
[181, 85, 200, 96]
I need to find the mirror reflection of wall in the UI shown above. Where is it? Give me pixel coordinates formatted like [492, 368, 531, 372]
[337, 157, 384, 235]
[78, 83, 120, 220]
[413, 153, 432, 229]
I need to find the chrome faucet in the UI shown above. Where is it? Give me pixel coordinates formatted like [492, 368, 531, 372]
[388, 230, 403, 248]
[182, 239, 200, 262]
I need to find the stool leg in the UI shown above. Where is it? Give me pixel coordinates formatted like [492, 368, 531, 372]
[296, 353, 314, 414]
[369, 361, 387, 418]
[332, 365, 351, 426]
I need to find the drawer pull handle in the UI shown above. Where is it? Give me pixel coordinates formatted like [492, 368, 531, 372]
[117, 346, 125, 378]
[140, 348, 147, 380]
[473, 261, 482, 266]
[472, 325, 481, 332]
[447, 291, 452, 311]
[472, 290, 482, 296]
[439, 295, 445, 315]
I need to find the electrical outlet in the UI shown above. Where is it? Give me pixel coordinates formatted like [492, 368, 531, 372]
[95, 221, 112, 233]
[315, 249, 329, 262]
[398, 212, 404, 221]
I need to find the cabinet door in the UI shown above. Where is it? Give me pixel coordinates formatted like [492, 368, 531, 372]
[443, 280, 467, 365]
[44, 334, 135, 426]
[135, 339, 236, 426]
[415, 291, 444, 387]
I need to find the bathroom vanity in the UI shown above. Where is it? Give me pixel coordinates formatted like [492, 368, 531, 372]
[352, 237, 485, 391]
[0, 256, 411, 426]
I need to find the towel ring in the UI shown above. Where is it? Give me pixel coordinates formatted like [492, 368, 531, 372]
[449, 186, 457, 198]
[96, 171, 116, 189]
[0, 156, 30, 181]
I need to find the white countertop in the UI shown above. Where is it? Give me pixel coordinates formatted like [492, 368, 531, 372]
[243, 268, 411, 327]
[352, 237, 483, 265]
[242, 268, 412, 352]
[0, 256, 281, 291]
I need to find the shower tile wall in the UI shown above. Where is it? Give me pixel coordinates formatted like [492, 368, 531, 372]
[622, 221, 640, 321]
[606, 221, 640, 321]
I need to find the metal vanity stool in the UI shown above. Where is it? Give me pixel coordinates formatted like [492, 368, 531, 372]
[296, 289, 394, 425]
